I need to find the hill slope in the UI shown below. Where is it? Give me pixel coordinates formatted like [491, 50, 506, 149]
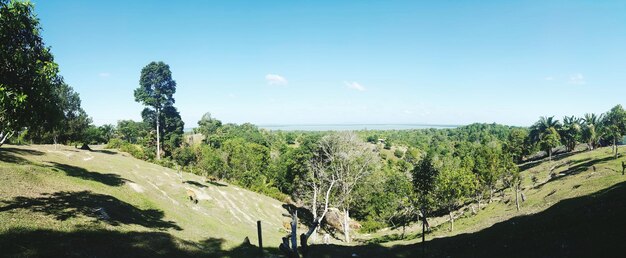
[313, 146, 626, 257]
[0, 144, 289, 257]
[2, 144, 626, 257]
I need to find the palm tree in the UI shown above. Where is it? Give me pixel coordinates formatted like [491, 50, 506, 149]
[560, 116, 582, 152]
[582, 113, 603, 150]
[529, 116, 562, 160]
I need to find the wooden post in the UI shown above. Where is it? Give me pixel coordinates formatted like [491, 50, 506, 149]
[257, 220, 263, 254]
[291, 210, 298, 254]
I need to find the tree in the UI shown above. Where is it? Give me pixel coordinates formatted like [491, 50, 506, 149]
[601, 105, 626, 159]
[411, 153, 438, 240]
[0, 0, 64, 146]
[560, 116, 582, 152]
[540, 127, 561, 160]
[134, 61, 177, 159]
[311, 132, 379, 243]
[141, 105, 184, 157]
[530, 116, 562, 160]
[197, 112, 222, 147]
[116, 120, 149, 144]
[501, 161, 522, 211]
[472, 143, 506, 202]
[52, 83, 91, 145]
[504, 128, 529, 163]
[434, 156, 475, 231]
[582, 113, 603, 150]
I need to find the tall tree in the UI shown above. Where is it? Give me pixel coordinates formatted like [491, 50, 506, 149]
[0, 0, 63, 146]
[141, 105, 184, 157]
[601, 105, 626, 159]
[582, 113, 603, 150]
[411, 153, 438, 240]
[134, 61, 177, 159]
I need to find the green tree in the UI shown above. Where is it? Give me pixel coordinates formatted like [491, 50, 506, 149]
[504, 128, 529, 163]
[601, 105, 626, 158]
[134, 61, 177, 159]
[197, 112, 222, 147]
[582, 113, 602, 150]
[540, 127, 561, 160]
[0, 0, 64, 146]
[411, 153, 438, 237]
[434, 156, 476, 231]
[472, 143, 505, 202]
[560, 115, 582, 152]
[141, 105, 184, 157]
[530, 116, 562, 160]
[116, 120, 149, 144]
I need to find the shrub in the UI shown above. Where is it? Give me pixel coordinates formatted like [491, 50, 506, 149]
[359, 218, 385, 233]
[393, 149, 404, 158]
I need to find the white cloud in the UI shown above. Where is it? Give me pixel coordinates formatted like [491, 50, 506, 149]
[265, 74, 288, 86]
[98, 72, 110, 78]
[568, 74, 585, 85]
[344, 81, 366, 91]
[544, 76, 554, 81]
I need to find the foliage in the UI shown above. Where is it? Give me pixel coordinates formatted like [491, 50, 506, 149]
[0, 0, 65, 146]
[134, 61, 179, 159]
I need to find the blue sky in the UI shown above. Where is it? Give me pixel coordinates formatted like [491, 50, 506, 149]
[32, 1, 626, 127]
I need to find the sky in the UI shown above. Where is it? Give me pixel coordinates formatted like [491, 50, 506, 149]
[31, 0, 626, 127]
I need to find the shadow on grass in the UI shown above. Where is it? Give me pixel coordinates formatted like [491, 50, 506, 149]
[92, 149, 117, 155]
[0, 228, 275, 258]
[206, 180, 228, 187]
[49, 162, 129, 186]
[308, 181, 626, 258]
[0, 147, 43, 164]
[519, 151, 579, 171]
[184, 180, 209, 188]
[0, 191, 181, 230]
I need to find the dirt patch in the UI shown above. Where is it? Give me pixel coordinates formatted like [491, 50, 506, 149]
[128, 182, 144, 193]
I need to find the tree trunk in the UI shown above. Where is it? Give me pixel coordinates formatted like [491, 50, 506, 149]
[343, 208, 350, 243]
[614, 138, 618, 159]
[311, 186, 318, 243]
[156, 108, 161, 160]
[449, 211, 454, 231]
[0, 131, 14, 147]
[515, 187, 520, 211]
[291, 210, 298, 254]
[548, 148, 552, 161]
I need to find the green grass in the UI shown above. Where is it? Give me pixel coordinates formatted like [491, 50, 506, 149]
[1, 144, 625, 257]
[0, 144, 288, 257]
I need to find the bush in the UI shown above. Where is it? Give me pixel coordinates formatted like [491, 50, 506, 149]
[359, 218, 385, 233]
[107, 139, 146, 160]
[393, 149, 404, 158]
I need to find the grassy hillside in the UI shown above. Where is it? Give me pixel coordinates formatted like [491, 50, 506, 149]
[0, 144, 291, 257]
[1, 144, 625, 257]
[312, 146, 626, 257]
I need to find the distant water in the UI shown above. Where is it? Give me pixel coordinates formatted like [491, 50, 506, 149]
[257, 124, 459, 131]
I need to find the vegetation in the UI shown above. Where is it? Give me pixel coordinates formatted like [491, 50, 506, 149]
[2, 1, 626, 257]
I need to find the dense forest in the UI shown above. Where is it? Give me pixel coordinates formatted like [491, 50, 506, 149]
[3, 0, 626, 245]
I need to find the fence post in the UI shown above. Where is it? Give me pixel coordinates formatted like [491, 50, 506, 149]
[257, 220, 263, 254]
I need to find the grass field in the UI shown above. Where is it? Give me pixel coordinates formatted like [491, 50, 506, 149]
[1, 144, 625, 257]
[0, 144, 290, 257]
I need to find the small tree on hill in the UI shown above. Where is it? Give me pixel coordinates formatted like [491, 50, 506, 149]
[601, 105, 626, 159]
[434, 156, 476, 231]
